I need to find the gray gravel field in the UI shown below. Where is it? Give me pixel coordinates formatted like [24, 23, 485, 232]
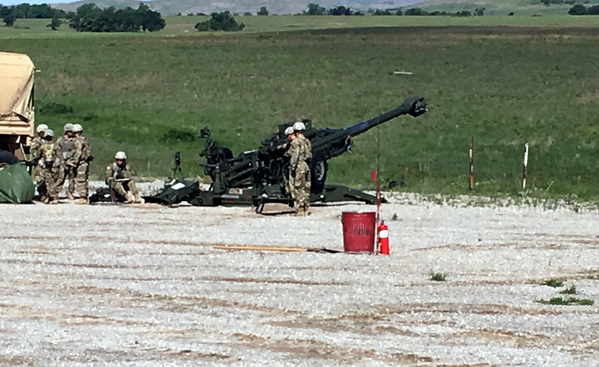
[1, 195, 598, 366]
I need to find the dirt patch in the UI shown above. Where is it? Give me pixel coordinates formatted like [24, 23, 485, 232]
[232, 333, 434, 364]
[209, 276, 348, 286]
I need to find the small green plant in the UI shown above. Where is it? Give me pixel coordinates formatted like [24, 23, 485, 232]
[535, 297, 594, 306]
[429, 272, 447, 281]
[391, 213, 398, 221]
[559, 285, 576, 294]
[542, 279, 564, 288]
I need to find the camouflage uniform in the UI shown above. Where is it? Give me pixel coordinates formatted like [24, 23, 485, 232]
[106, 162, 139, 201]
[29, 136, 44, 185]
[68, 135, 91, 199]
[38, 141, 64, 202]
[285, 134, 312, 214]
[53, 135, 80, 199]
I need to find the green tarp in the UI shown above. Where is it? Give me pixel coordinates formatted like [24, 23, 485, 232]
[0, 161, 35, 204]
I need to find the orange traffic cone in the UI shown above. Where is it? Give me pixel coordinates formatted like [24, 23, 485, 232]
[378, 221, 389, 255]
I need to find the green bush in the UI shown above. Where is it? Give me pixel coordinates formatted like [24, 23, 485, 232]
[195, 11, 245, 32]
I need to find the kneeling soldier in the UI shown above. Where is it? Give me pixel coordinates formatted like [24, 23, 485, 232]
[106, 151, 141, 203]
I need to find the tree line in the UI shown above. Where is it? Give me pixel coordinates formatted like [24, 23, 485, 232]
[66, 3, 165, 32]
[2, 2, 165, 32]
[1, 3, 66, 26]
[568, 3, 599, 14]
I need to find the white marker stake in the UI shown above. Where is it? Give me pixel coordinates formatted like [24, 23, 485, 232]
[522, 140, 529, 189]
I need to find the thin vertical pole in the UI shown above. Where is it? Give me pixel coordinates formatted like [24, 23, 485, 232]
[522, 140, 529, 190]
[468, 137, 474, 190]
[375, 115, 381, 255]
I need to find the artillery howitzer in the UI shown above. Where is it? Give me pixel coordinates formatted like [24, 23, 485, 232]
[145, 96, 426, 211]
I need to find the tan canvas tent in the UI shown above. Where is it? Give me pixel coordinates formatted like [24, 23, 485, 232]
[0, 52, 35, 159]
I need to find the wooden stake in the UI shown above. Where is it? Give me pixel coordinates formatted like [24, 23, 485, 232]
[468, 137, 474, 190]
[522, 140, 529, 189]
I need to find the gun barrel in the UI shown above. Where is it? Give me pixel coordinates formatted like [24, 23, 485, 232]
[344, 97, 424, 137]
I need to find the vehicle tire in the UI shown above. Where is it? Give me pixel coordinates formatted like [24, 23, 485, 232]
[0, 150, 18, 165]
[310, 150, 328, 194]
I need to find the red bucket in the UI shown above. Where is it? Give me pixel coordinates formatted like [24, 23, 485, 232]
[342, 212, 376, 253]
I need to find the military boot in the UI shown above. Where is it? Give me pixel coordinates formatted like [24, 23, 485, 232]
[75, 198, 88, 205]
[67, 192, 75, 201]
[296, 206, 305, 216]
[124, 193, 135, 204]
[301, 205, 310, 216]
[48, 197, 59, 205]
[134, 194, 142, 203]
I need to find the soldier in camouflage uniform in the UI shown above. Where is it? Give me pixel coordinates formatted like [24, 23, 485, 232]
[36, 129, 63, 204]
[106, 151, 141, 204]
[30, 124, 48, 191]
[54, 123, 80, 201]
[282, 126, 296, 196]
[68, 124, 92, 204]
[285, 121, 312, 216]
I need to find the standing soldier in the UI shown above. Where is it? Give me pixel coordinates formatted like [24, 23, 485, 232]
[30, 124, 48, 190]
[36, 129, 63, 204]
[68, 124, 92, 204]
[106, 151, 141, 204]
[285, 121, 312, 216]
[282, 126, 296, 196]
[55, 123, 80, 201]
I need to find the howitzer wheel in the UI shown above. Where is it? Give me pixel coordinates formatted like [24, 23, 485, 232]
[311, 151, 328, 193]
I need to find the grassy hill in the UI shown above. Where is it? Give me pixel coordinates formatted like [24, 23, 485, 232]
[2, 16, 599, 201]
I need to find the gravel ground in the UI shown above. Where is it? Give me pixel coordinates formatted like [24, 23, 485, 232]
[1, 192, 598, 366]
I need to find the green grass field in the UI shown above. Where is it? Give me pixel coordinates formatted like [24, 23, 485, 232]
[2, 16, 599, 201]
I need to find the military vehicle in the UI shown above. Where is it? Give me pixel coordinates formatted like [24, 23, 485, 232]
[144, 96, 426, 211]
[0, 52, 35, 161]
[0, 52, 36, 203]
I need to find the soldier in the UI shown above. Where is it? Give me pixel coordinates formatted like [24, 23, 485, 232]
[285, 121, 312, 216]
[106, 151, 141, 204]
[68, 124, 92, 204]
[36, 129, 63, 204]
[55, 123, 80, 201]
[282, 126, 296, 196]
[30, 124, 48, 188]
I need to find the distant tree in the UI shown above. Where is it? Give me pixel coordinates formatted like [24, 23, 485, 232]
[195, 11, 244, 31]
[67, 3, 165, 32]
[243, 11, 252, 16]
[306, 3, 326, 15]
[588, 5, 599, 14]
[3, 13, 16, 26]
[0, 3, 65, 19]
[455, 10, 472, 16]
[257, 6, 268, 15]
[373, 9, 392, 15]
[328, 6, 353, 15]
[508, 11, 515, 16]
[475, 7, 485, 16]
[404, 8, 427, 16]
[395, 9, 403, 15]
[568, 4, 587, 14]
[366, 8, 375, 14]
[47, 16, 61, 30]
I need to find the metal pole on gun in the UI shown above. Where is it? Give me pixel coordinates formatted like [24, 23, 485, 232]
[377, 116, 381, 254]
[522, 140, 529, 190]
[468, 137, 474, 190]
